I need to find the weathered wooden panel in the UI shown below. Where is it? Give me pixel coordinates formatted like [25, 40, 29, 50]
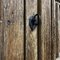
[0, 0, 1, 19]
[59, 5, 60, 52]
[51, 0, 56, 60]
[0, 21, 4, 60]
[55, 2, 59, 58]
[25, 0, 37, 60]
[2, 0, 24, 60]
[0, 0, 5, 60]
[41, 0, 51, 60]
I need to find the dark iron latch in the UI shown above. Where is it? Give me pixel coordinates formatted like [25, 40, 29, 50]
[29, 14, 39, 31]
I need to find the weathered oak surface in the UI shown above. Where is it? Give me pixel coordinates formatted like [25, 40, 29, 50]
[0, 21, 4, 60]
[2, 0, 24, 60]
[25, 0, 37, 60]
[0, 0, 59, 60]
[55, 2, 59, 58]
[59, 5, 60, 52]
[41, 0, 51, 60]
[51, 0, 56, 60]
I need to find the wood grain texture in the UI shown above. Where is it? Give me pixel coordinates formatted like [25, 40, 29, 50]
[51, 0, 56, 60]
[0, 0, 1, 19]
[0, 0, 5, 60]
[55, 2, 59, 58]
[0, 0, 3, 20]
[41, 0, 51, 60]
[2, 0, 24, 60]
[0, 21, 4, 60]
[59, 5, 60, 52]
[25, 0, 37, 60]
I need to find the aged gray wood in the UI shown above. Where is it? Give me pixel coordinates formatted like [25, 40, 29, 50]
[25, 0, 38, 60]
[55, 2, 59, 58]
[41, 0, 51, 60]
[51, 0, 56, 60]
[2, 0, 24, 60]
[0, 21, 4, 60]
[59, 4, 60, 52]
[0, 0, 3, 20]
[0, 0, 1, 19]
[0, 0, 4, 60]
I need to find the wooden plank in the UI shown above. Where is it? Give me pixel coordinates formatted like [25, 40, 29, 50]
[57, 3, 60, 57]
[0, 21, 4, 60]
[2, 0, 24, 60]
[59, 5, 60, 53]
[51, 0, 56, 60]
[55, 2, 59, 58]
[0, 0, 5, 60]
[39, 0, 51, 60]
[0, 0, 1, 19]
[0, 0, 3, 20]
[25, 0, 38, 60]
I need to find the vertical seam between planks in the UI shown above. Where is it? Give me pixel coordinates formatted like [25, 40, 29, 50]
[24, 0, 26, 60]
[1, 0, 4, 59]
[37, 0, 39, 60]
[50, 0, 53, 59]
[37, 0, 41, 60]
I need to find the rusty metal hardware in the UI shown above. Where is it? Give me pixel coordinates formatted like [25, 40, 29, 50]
[29, 14, 39, 31]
